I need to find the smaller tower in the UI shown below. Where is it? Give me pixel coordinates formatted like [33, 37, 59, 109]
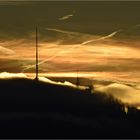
[76, 70, 80, 87]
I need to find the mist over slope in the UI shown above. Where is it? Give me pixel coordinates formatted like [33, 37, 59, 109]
[95, 83, 140, 107]
[0, 72, 140, 109]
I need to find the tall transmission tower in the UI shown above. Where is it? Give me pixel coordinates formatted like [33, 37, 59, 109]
[35, 27, 39, 81]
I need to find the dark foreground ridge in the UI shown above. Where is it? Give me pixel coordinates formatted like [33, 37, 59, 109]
[0, 78, 140, 138]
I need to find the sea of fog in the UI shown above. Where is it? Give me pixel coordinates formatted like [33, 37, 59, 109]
[0, 72, 140, 109]
[26, 72, 140, 109]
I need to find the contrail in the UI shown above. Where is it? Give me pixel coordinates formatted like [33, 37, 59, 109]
[0, 46, 15, 55]
[81, 30, 121, 45]
[22, 29, 121, 72]
[22, 53, 59, 72]
[46, 28, 121, 45]
[23, 29, 120, 71]
[21, 23, 140, 73]
[46, 28, 79, 35]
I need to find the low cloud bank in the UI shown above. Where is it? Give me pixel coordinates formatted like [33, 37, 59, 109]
[0, 72, 140, 108]
[0, 72, 27, 79]
[95, 83, 140, 108]
[39, 77, 87, 90]
[0, 72, 87, 90]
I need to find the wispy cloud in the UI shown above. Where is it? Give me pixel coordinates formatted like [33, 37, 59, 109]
[134, 24, 140, 27]
[46, 27, 121, 46]
[58, 11, 75, 21]
[22, 54, 58, 72]
[58, 14, 73, 20]
[1, 24, 139, 75]
[0, 46, 15, 55]
[21, 28, 127, 72]
[46, 28, 79, 35]
[0, 1, 20, 5]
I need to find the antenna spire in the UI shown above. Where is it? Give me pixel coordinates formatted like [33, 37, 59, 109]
[35, 27, 39, 81]
[76, 70, 80, 87]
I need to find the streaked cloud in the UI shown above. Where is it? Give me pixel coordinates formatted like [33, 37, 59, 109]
[0, 1, 22, 5]
[22, 54, 58, 72]
[58, 14, 74, 20]
[0, 46, 15, 55]
[58, 10, 75, 21]
[46, 28, 79, 35]
[134, 24, 140, 27]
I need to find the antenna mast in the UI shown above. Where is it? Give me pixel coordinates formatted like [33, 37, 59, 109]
[35, 27, 39, 81]
[76, 70, 79, 87]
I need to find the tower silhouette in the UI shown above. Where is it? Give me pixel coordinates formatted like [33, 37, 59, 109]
[76, 70, 80, 87]
[35, 27, 39, 81]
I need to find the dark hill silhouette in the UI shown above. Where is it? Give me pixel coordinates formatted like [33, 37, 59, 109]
[0, 78, 140, 138]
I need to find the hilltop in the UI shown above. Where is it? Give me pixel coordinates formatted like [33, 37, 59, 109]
[0, 78, 140, 138]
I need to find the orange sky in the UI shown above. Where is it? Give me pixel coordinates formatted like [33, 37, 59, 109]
[0, 1, 140, 83]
